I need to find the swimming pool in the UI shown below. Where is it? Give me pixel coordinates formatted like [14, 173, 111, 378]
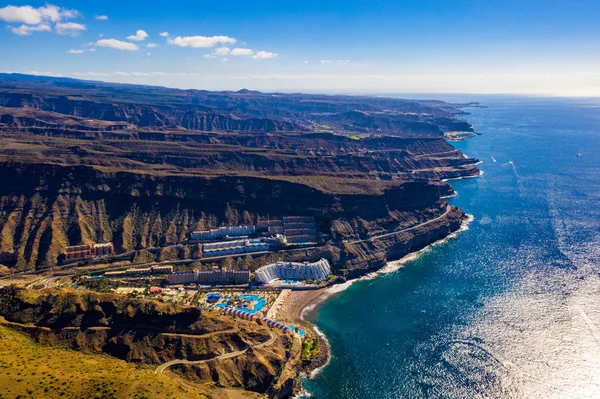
[288, 325, 306, 337]
[236, 294, 267, 314]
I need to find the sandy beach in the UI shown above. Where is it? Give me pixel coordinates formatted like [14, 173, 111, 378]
[276, 288, 327, 324]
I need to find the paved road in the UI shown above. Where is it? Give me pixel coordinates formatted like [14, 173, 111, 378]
[26, 275, 60, 289]
[3, 208, 450, 284]
[347, 207, 452, 245]
[154, 330, 276, 375]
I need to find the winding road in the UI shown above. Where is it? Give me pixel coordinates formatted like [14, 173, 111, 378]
[347, 206, 452, 245]
[154, 330, 277, 375]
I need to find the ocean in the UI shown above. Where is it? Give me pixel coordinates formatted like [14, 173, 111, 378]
[302, 97, 600, 398]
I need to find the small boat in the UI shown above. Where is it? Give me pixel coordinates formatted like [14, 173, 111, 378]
[577, 150, 581, 157]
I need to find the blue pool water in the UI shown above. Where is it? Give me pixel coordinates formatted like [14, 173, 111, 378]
[236, 294, 266, 314]
[288, 325, 306, 337]
[303, 97, 600, 398]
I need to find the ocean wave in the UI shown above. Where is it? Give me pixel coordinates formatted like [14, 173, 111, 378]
[300, 213, 475, 385]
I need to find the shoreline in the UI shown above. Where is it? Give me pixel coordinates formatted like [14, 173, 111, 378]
[292, 213, 475, 388]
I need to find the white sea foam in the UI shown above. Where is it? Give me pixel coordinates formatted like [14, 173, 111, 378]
[441, 191, 458, 199]
[307, 325, 331, 378]
[301, 213, 475, 382]
[442, 170, 484, 182]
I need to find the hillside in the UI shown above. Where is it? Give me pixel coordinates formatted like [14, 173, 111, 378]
[0, 73, 479, 272]
[0, 323, 212, 399]
[0, 286, 299, 397]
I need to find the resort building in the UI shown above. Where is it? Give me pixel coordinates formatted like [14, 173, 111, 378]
[167, 268, 250, 285]
[283, 216, 317, 244]
[254, 258, 331, 284]
[167, 271, 196, 284]
[202, 238, 274, 257]
[263, 318, 292, 334]
[149, 287, 163, 294]
[64, 242, 114, 261]
[103, 270, 127, 278]
[104, 264, 174, 278]
[64, 244, 93, 261]
[190, 225, 256, 241]
[92, 242, 114, 257]
[151, 265, 174, 274]
[257, 219, 284, 235]
[223, 307, 260, 321]
[222, 308, 292, 335]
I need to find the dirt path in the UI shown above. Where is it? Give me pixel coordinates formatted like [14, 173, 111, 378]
[347, 206, 451, 245]
[154, 330, 276, 374]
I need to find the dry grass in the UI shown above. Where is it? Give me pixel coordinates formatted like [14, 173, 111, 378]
[0, 324, 210, 399]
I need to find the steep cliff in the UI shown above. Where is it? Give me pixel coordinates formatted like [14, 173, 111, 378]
[0, 73, 480, 274]
[0, 162, 456, 270]
[0, 286, 299, 396]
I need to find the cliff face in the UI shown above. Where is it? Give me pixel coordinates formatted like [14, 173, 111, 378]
[0, 94, 303, 132]
[0, 73, 474, 137]
[0, 162, 453, 270]
[0, 73, 480, 275]
[0, 286, 299, 396]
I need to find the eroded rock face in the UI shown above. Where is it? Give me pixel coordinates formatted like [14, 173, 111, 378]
[0, 162, 460, 270]
[0, 287, 299, 395]
[0, 74, 479, 274]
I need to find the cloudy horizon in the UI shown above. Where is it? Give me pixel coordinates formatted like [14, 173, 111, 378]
[1, 1, 600, 96]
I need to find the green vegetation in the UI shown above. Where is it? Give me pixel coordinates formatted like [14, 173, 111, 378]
[301, 338, 319, 361]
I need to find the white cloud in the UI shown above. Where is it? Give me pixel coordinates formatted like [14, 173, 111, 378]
[320, 59, 351, 65]
[67, 49, 83, 54]
[17, 70, 600, 97]
[56, 22, 86, 35]
[203, 54, 218, 59]
[231, 48, 254, 56]
[0, 4, 79, 25]
[95, 15, 108, 20]
[304, 61, 309, 64]
[89, 48, 96, 52]
[252, 51, 278, 60]
[214, 47, 230, 56]
[168, 35, 236, 48]
[127, 29, 148, 42]
[10, 23, 51, 35]
[159, 31, 169, 37]
[146, 52, 151, 56]
[146, 43, 157, 48]
[95, 39, 139, 51]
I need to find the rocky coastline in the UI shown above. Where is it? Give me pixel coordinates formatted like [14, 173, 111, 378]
[294, 211, 475, 396]
[0, 73, 485, 398]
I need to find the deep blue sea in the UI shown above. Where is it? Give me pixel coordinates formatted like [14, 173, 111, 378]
[302, 97, 600, 398]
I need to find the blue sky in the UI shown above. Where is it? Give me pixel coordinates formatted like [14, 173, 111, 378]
[1, 0, 600, 95]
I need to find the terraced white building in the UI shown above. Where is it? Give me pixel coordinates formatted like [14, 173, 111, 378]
[255, 258, 331, 284]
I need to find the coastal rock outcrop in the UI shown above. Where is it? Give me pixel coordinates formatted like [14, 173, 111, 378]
[0, 286, 300, 396]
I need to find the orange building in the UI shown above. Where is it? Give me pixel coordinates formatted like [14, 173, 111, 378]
[63, 242, 114, 261]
